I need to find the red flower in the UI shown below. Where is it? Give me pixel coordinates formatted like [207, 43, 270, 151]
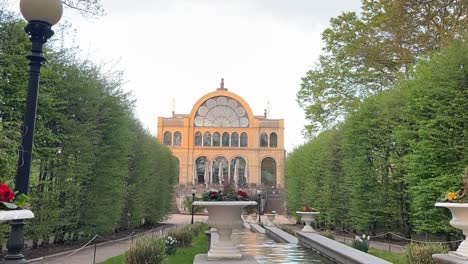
[0, 183, 14, 203]
[237, 190, 248, 198]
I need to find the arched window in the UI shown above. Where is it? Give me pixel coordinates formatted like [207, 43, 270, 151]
[213, 132, 220, 147]
[195, 157, 209, 184]
[163, 131, 172, 146]
[203, 132, 211, 146]
[260, 133, 268, 147]
[222, 132, 230, 147]
[173, 131, 182, 146]
[213, 157, 228, 184]
[269, 132, 277, 148]
[231, 132, 239, 147]
[194, 131, 202, 146]
[230, 157, 247, 188]
[261, 157, 276, 187]
[240, 132, 248, 147]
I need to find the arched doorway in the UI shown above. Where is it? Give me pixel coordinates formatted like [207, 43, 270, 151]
[174, 157, 180, 184]
[195, 156, 209, 184]
[213, 157, 228, 184]
[230, 157, 247, 188]
[261, 157, 276, 187]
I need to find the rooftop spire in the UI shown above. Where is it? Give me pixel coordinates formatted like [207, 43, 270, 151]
[217, 78, 227, 90]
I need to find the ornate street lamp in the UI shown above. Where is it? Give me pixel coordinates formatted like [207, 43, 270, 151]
[191, 189, 196, 224]
[3, 1, 63, 263]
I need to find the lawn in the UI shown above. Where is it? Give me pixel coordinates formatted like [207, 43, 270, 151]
[368, 248, 406, 264]
[98, 231, 207, 264]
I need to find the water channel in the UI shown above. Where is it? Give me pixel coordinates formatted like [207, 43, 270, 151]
[231, 228, 335, 264]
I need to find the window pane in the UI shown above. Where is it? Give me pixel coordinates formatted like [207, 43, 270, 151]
[231, 132, 239, 147]
[213, 132, 220, 146]
[203, 132, 211, 146]
[260, 133, 268, 147]
[195, 132, 202, 146]
[164, 131, 172, 145]
[240, 132, 248, 147]
[222, 132, 230, 147]
[270, 132, 277, 147]
[174, 131, 182, 146]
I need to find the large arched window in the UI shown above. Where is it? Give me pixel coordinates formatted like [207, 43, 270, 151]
[229, 157, 247, 188]
[174, 131, 182, 146]
[261, 157, 276, 187]
[231, 132, 239, 147]
[213, 157, 228, 184]
[260, 133, 268, 147]
[222, 132, 230, 147]
[213, 132, 220, 147]
[240, 132, 248, 147]
[194, 131, 202, 146]
[203, 132, 211, 146]
[194, 96, 249, 127]
[269, 132, 277, 148]
[195, 156, 209, 184]
[163, 131, 172, 146]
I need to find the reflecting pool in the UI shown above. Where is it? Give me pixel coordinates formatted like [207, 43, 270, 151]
[231, 228, 335, 263]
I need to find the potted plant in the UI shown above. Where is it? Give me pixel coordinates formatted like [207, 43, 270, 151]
[264, 210, 277, 227]
[0, 182, 33, 223]
[435, 168, 468, 259]
[193, 186, 256, 260]
[296, 205, 320, 232]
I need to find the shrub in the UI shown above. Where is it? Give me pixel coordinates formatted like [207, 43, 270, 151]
[351, 235, 370, 253]
[165, 236, 177, 255]
[405, 243, 448, 264]
[168, 228, 193, 247]
[126, 236, 165, 264]
[320, 230, 336, 240]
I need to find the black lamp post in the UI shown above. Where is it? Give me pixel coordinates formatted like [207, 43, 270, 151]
[257, 190, 262, 223]
[191, 189, 196, 224]
[3, 1, 62, 263]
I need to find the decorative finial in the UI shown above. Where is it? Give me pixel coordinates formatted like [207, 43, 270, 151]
[264, 109, 267, 118]
[172, 97, 175, 117]
[220, 78, 224, 89]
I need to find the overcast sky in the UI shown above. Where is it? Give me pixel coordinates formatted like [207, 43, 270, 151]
[9, 0, 362, 152]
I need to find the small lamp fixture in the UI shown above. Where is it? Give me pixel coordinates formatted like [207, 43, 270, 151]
[20, 0, 63, 25]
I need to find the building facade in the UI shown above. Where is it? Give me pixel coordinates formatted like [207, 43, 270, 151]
[157, 82, 285, 190]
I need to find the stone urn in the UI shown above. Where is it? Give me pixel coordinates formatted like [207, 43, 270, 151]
[264, 213, 277, 227]
[193, 201, 257, 260]
[296, 211, 320, 232]
[436, 202, 468, 259]
[242, 214, 248, 222]
[0, 209, 34, 224]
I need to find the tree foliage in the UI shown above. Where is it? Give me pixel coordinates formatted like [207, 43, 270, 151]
[0, 11, 177, 245]
[297, 0, 468, 135]
[288, 39, 468, 237]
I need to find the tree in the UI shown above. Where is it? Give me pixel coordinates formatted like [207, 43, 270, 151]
[298, 0, 468, 135]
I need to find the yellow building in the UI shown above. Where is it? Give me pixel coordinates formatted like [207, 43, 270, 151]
[157, 80, 285, 190]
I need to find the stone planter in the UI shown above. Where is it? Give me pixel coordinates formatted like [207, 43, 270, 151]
[264, 213, 276, 227]
[0, 209, 34, 224]
[242, 214, 248, 222]
[296, 211, 320, 232]
[193, 201, 257, 260]
[435, 202, 468, 259]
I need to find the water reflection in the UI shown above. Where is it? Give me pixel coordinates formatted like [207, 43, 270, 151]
[231, 229, 335, 264]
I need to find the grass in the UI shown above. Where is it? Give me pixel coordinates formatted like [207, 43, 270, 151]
[98, 231, 208, 264]
[368, 248, 406, 264]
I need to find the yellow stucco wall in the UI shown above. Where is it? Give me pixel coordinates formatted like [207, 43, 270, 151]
[157, 88, 285, 188]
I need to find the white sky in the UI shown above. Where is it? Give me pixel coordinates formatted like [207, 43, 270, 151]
[8, 0, 362, 152]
